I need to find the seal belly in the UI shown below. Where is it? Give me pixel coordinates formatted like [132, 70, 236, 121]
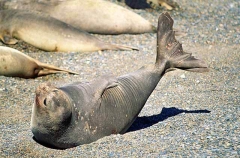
[61, 75, 155, 144]
[15, 27, 58, 51]
[98, 76, 154, 134]
[14, 18, 99, 52]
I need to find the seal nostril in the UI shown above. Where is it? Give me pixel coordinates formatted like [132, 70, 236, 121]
[43, 98, 47, 106]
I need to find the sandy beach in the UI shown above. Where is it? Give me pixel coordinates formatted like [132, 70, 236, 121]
[0, 0, 239, 157]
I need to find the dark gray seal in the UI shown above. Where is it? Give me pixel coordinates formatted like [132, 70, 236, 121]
[31, 12, 208, 149]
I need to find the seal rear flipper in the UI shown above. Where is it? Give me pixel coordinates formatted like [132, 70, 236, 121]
[104, 43, 139, 51]
[148, 0, 179, 10]
[170, 53, 209, 72]
[156, 12, 208, 72]
[36, 61, 79, 75]
[37, 69, 69, 76]
[158, 0, 177, 10]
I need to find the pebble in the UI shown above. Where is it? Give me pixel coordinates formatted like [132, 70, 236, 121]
[180, 74, 186, 79]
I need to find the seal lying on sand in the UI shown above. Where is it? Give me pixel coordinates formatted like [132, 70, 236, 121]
[31, 12, 208, 149]
[0, 0, 155, 34]
[0, 9, 137, 52]
[0, 46, 78, 78]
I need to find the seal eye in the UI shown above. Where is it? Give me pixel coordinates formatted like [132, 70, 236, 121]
[43, 98, 47, 106]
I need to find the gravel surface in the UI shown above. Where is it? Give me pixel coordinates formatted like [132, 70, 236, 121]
[0, 0, 239, 157]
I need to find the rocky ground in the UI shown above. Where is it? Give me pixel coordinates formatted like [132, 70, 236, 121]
[0, 0, 239, 157]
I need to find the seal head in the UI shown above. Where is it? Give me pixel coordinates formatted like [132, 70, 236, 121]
[31, 83, 73, 148]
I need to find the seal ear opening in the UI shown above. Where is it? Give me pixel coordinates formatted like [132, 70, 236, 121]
[43, 98, 47, 106]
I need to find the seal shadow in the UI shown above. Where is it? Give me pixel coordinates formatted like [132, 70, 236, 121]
[126, 107, 211, 133]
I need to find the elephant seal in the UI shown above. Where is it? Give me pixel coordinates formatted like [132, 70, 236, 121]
[31, 12, 208, 149]
[0, 9, 137, 52]
[0, 46, 78, 78]
[0, 0, 156, 34]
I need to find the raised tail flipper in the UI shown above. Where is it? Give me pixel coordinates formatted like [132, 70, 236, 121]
[156, 12, 208, 72]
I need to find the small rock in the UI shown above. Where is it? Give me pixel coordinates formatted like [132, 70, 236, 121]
[180, 74, 186, 79]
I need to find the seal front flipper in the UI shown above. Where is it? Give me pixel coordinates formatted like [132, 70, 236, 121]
[1, 34, 18, 44]
[100, 42, 139, 51]
[88, 75, 118, 100]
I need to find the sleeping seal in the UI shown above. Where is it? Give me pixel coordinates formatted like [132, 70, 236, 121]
[0, 0, 156, 34]
[0, 9, 137, 52]
[31, 12, 208, 149]
[0, 46, 78, 78]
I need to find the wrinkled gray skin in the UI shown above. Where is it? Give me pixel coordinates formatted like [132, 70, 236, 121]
[31, 13, 208, 149]
[0, 9, 137, 52]
[0, 0, 156, 35]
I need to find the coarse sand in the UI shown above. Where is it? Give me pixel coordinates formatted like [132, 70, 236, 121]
[0, 0, 239, 157]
